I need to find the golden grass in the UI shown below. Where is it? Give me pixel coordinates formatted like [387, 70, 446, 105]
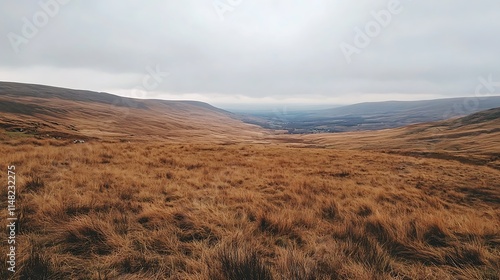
[0, 94, 269, 143]
[1, 139, 499, 279]
[299, 113, 500, 170]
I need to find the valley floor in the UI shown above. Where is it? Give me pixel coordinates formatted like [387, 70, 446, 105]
[1, 139, 499, 279]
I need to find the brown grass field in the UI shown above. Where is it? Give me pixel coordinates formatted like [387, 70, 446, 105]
[0, 85, 499, 279]
[0, 138, 499, 279]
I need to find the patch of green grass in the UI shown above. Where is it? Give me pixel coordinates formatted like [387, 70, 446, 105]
[4, 131, 32, 138]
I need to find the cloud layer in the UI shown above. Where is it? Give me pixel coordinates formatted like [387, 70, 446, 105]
[1, 0, 499, 105]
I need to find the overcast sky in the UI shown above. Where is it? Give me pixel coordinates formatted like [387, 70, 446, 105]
[1, 0, 499, 107]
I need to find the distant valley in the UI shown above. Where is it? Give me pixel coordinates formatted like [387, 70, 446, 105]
[240, 97, 500, 133]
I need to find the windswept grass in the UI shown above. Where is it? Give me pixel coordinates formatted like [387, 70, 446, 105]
[0, 140, 499, 279]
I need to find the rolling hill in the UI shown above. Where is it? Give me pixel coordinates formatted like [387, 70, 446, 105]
[244, 97, 500, 133]
[0, 82, 268, 143]
[301, 107, 500, 169]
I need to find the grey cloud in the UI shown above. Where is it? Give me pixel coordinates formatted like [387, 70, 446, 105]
[1, 0, 499, 103]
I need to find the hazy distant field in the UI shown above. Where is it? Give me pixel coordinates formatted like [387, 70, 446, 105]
[1, 139, 498, 279]
[240, 97, 500, 134]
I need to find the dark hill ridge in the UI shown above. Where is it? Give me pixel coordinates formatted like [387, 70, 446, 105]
[0, 100, 67, 116]
[0, 81, 150, 109]
[245, 96, 500, 133]
[450, 107, 500, 126]
[309, 97, 500, 128]
[0, 81, 236, 114]
[0, 81, 266, 142]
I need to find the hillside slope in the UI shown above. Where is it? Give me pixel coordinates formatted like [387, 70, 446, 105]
[0, 82, 268, 143]
[301, 107, 500, 169]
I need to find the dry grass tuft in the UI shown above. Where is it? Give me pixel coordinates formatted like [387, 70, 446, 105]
[321, 201, 340, 221]
[23, 176, 44, 193]
[0, 140, 498, 279]
[59, 216, 116, 257]
[18, 246, 54, 280]
[209, 240, 272, 280]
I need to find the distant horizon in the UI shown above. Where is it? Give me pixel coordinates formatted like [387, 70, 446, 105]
[5, 79, 500, 113]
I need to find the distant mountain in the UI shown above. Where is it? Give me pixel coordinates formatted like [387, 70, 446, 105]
[243, 97, 500, 133]
[0, 82, 266, 142]
[317, 97, 500, 118]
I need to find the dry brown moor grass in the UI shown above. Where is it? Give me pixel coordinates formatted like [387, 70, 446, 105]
[0, 139, 499, 279]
